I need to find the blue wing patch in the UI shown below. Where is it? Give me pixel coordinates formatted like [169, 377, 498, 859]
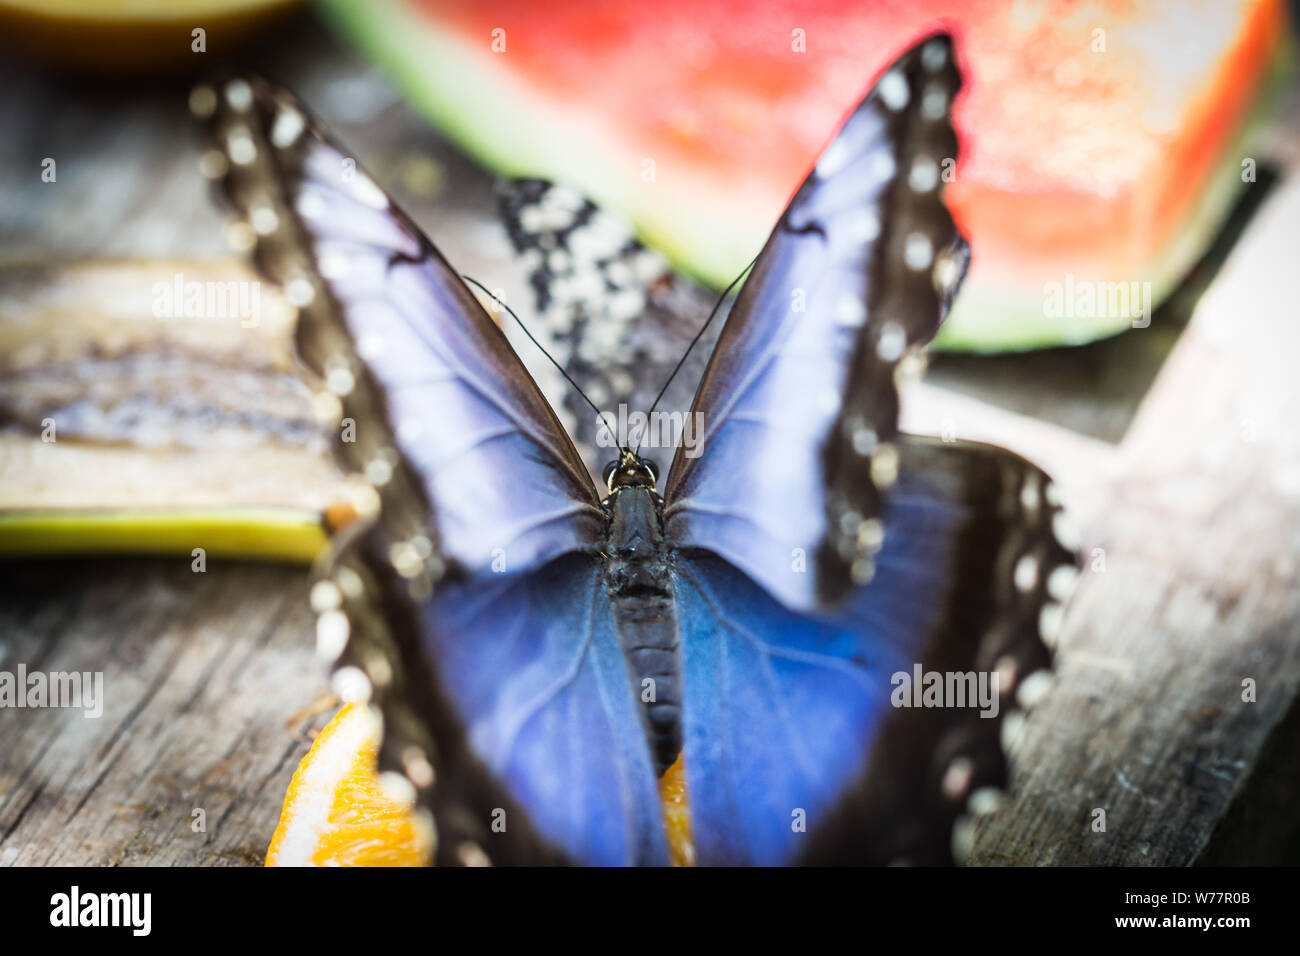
[675, 466, 964, 865]
[664, 34, 967, 613]
[426, 554, 670, 866]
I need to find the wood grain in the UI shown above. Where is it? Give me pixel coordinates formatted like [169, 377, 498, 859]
[954, 175, 1300, 865]
[0, 559, 328, 866]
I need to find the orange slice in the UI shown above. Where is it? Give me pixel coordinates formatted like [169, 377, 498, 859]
[658, 755, 695, 867]
[266, 704, 434, 867]
[268, 703, 698, 866]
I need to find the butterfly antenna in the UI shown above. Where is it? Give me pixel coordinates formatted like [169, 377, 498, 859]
[633, 254, 758, 456]
[461, 275, 611, 438]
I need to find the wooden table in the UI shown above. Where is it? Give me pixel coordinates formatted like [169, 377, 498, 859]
[2, 10, 1299, 865]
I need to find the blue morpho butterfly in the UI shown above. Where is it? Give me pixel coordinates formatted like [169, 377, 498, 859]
[198, 33, 1078, 866]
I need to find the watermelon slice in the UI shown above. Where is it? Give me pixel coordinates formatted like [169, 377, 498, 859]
[320, 0, 1292, 350]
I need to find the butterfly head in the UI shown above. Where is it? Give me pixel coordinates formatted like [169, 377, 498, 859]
[603, 449, 658, 493]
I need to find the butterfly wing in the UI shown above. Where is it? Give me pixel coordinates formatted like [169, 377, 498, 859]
[497, 178, 718, 487]
[204, 77, 604, 577]
[200, 76, 668, 864]
[663, 34, 969, 613]
[676, 436, 1076, 865]
[420, 552, 670, 865]
[656, 33, 1076, 863]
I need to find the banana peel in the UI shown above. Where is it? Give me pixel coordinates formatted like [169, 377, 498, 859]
[0, 260, 352, 565]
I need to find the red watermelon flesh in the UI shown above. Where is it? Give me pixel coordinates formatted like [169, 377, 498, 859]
[322, 0, 1291, 350]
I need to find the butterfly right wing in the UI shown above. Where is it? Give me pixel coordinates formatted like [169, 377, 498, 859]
[793, 439, 1074, 866]
[662, 34, 970, 614]
[199, 76, 669, 865]
[674, 435, 1075, 865]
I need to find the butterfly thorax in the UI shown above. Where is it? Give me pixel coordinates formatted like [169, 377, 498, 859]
[602, 459, 682, 777]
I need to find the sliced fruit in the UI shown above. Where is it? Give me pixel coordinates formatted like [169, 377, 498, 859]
[321, 0, 1292, 350]
[0, 502, 328, 564]
[0, 0, 304, 72]
[266, 703, 698, 866]
[658, 755, 695, 867]
[267, 703, 435, 867]
[0, 260, 351, 562]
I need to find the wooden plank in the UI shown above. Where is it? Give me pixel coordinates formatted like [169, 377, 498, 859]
[0, 559, 328, 866]
[962, 173, 1300, 865]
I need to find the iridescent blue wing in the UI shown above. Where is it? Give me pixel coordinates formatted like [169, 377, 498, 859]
[422, 553, 668, 865]
[200, 76, 667, 864]
[222, 95, 604, 576]
[497, 178, 717, 489]
[657, 34, 1077, 863]
[493, 37, 1067, 867]
[328, 532, 667, 865]
[663, 34, 970, 613]
[677, 436, 1077, 865]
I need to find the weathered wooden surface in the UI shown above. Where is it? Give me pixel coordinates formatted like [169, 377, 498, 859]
[0, 559, 326, 866]
[910, 177, 1300, 863]
[2, 10, 1299, 865]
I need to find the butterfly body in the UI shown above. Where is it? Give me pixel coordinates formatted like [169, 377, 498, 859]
[601, 458, 684, 775]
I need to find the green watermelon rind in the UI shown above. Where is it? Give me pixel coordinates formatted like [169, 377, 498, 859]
[320, 0, 1291, 352]
[318, 0, 753, 281]
[317, 0, 701, 252]
[937, 42, 1295, 352]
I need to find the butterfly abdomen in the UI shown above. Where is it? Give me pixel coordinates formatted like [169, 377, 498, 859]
[604, 486, 683, 776]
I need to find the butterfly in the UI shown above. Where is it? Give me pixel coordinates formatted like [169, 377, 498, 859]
[195, 32, 1077, 866]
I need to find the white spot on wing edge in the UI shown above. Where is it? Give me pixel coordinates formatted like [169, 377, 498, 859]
[878, 70, 910, 111]
[331, 665, 371, 703]
[921, 39, 949, 73]
[922, 83, 949, 120]
[968, 787, 1006, 817]
[999, 709, 1027, 756]
[1047, 564, 1079, 602]
[876, 321, 906, 361]
[904, 233, 934, 270]
[1013, 553, 1039, 593]
[908, 156, 939, 192]
[226, 127, 256, 166]
[315, 609, 349, 660]
[951, 815, 977, 863]
[1039, 603, 1065, 649]
[1016, 670, 1054, 709]
[1053, 510, 1082, 551]
[271, 105, 307, 148]
[188, 84, 217, 118]
[941, 756, 973, 800]
[224, 78, 253, 112]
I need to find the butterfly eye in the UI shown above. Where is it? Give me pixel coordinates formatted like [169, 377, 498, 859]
[639, 457, 659, 485]
[602, 460, 620, 491]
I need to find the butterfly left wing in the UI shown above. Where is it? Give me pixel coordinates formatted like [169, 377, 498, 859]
[324, 523, 670, 866]
[198, 76, 669, 864]
[663, 34, 969, 613]
[199, 76, 604, 578]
